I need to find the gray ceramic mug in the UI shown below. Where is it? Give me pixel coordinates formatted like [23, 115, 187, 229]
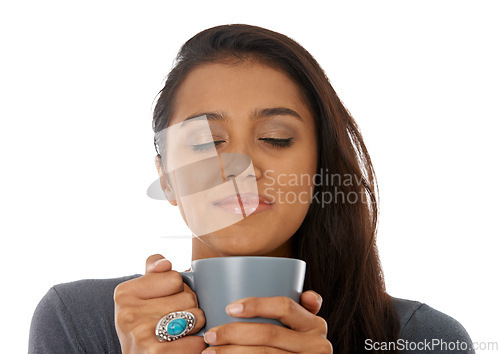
[180, 256, 306, 336]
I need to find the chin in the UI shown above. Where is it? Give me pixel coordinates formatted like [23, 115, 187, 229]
[193, 217, 295, 257]
[204, 235, 268, 256]
[200, 231, 293, 258]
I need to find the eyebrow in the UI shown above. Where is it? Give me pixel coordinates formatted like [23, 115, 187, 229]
[252, 107, 303, 121]
[180, 107, 303, 126]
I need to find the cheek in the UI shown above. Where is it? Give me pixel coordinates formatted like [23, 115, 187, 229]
[265, 170, 316, 209]
[276, 148, 317, 188]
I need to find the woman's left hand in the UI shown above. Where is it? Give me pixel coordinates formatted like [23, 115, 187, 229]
[201, 290, 333, 353]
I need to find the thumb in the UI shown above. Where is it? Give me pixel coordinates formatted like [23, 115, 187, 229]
[145, 254, 172, 274]
[300, 290, 323, 315]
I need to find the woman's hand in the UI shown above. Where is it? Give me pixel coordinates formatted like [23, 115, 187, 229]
[114, 254, 207, 354]
[201, 293, 332, 353]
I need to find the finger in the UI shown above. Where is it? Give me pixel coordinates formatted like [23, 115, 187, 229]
[161, 335, 207, 354]
[203, 344, 293, 354]
[203, 322, 325, 353]
[129, 307, 207, 343]
[225, 296, 327, 333]
[183, 283, 199, 307]
[115, 271, 185, 300]
[300, 290, 323, 315]
[134, 291, 199, 317]
[116, 305, 206, 342]
[145, 254, 172, 274]
[135, 327, 207, 353]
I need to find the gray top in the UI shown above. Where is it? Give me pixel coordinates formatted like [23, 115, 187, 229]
[29, 275, 475, 353]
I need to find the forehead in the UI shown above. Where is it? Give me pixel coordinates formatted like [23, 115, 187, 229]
[170, 60, 313, 125]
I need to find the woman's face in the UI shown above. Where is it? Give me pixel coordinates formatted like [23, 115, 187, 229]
[163, 59, 317, 259]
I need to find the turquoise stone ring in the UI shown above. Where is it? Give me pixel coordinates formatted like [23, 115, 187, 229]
[167, 318, 187, 335]
[156, 311, 196, 342]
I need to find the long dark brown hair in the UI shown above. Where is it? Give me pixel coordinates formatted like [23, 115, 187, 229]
[152, 24, 400, 353]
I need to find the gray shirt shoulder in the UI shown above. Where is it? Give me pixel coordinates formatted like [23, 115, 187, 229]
[392, 296, 475, 353]
[29, 275, 140, 354]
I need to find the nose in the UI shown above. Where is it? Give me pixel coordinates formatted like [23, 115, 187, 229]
[219, 152, 262, 181]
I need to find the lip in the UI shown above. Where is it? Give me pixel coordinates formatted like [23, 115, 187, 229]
[213, 193, 274, 215]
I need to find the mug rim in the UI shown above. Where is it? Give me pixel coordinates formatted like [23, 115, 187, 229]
[191, 256, 306, 266]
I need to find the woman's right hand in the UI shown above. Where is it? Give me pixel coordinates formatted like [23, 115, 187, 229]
[114, 254, 207, 353]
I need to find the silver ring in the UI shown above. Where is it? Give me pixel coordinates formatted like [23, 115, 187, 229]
[155, 311, 196, 342]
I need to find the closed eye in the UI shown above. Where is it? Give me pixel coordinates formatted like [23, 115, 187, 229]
[192, 140, 225, 152]
[258, 137, 294, 148]
[192, 138, 294, 151]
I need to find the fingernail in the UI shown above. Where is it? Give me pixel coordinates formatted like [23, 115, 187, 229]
[153, 258, 166, 267]
[202, 349, 215, 354]
[316, 293, 323, 305]
[226, 303, 244, 315]
[204, 331, 217, 344]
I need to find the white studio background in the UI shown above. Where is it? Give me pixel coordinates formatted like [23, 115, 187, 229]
[1, 1, 498, 352]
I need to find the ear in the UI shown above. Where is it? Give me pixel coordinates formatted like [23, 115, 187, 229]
[155, 155, 177, 206]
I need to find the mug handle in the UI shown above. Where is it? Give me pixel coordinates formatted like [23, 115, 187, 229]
[180, 271, 195, 292]
[179, 271, 205, 336]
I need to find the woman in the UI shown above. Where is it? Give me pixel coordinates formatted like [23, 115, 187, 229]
[29, 24, 474, 353]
